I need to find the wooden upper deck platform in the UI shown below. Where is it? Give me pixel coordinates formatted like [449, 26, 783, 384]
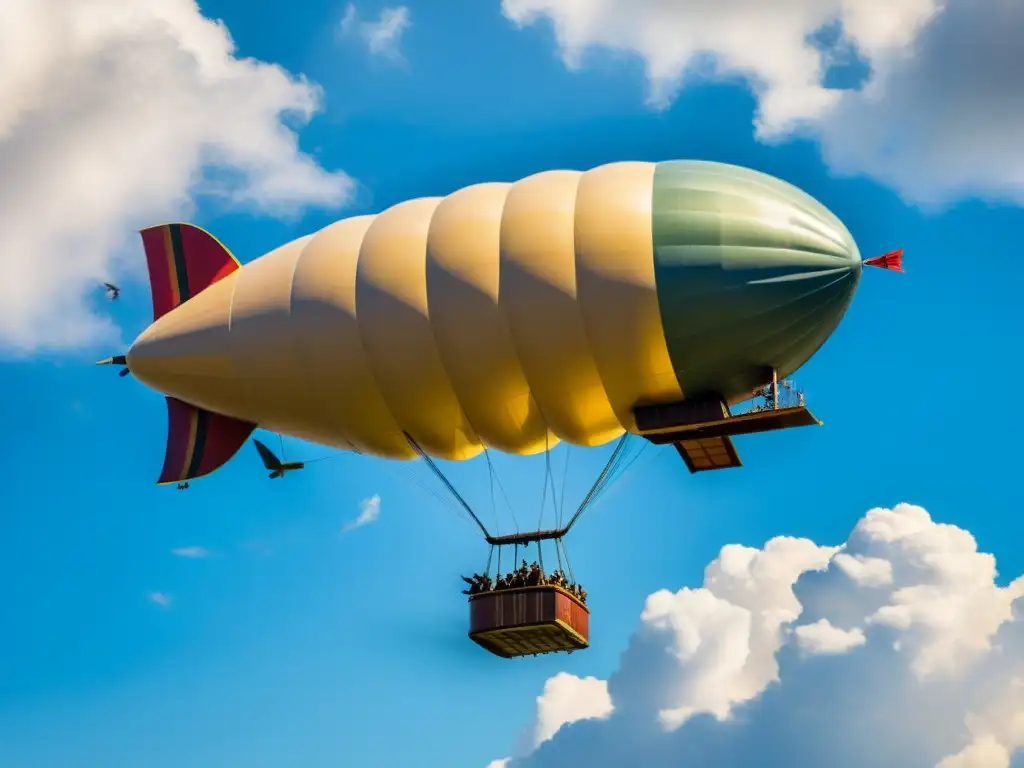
[637, 404, 821, 444]
[633, 395, 821, 473]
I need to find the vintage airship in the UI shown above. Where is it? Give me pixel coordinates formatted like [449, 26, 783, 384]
[101, 159, 901, 658]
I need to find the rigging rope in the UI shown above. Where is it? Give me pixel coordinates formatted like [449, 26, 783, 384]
[557, 446, 571, 528]
[483, 447, 500, 535]
[589, 436, 654, 508]
[538, 431, 552, 531]
[561, 538, 576, 586]
[258, 441, 479, 529]
[480, 450, 519, 533]
[562, 432, 631, 533]
[382, 461, 477, 530]
[403, 433, 491, 540]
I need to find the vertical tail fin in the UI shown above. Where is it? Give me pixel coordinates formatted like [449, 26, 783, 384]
[863, 249, 904, 273]
[139, 223, 241, 321]
[158, 397, 256, 485]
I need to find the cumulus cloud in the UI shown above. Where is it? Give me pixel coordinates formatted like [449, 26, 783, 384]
[492, 674, 613, 766]
[340, 494, 381, 534]
[147, 591, 172, 608]
[339, 4, 411, 60]
[0, 0, 353, 355]
[171, 546, 210, 558]
[491, 503, 1024, 767]
[501, 0, 1024, 208]
[793, 618, 866, 656]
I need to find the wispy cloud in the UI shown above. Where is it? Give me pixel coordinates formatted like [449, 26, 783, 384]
[147, 591, 172, 608]
[339, 4, 410, 61]
[240, 539, 273, 556]
[341, 495, 381, 535]
[171, 546, 210, 559]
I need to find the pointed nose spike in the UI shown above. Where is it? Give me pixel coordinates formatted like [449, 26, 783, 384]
[864, 249, 904, 273]
[96, 355, 128, 366]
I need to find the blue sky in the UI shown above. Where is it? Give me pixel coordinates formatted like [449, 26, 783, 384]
[2, 1, 1023, 767]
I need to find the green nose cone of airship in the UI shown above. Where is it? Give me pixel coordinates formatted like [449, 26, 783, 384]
[650, 160, 862, 404]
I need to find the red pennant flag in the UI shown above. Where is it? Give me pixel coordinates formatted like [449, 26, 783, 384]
[864, 249, 904, 272]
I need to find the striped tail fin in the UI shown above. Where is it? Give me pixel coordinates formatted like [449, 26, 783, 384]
[139, 223, 241, 321]
[158, 397, 256, 486]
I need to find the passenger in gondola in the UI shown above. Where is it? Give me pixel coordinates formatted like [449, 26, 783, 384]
[527, 562, 542, 586]
[513, 561, 529, 587]
[461, 573, 490, 595]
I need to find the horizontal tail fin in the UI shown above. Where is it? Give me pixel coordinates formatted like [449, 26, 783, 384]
[158, 397, 256, 485]
[139, 223, 241, 322]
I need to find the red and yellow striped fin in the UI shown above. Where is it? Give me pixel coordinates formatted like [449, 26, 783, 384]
[139, 223, 241, 322]
[157, 397, 256, 485]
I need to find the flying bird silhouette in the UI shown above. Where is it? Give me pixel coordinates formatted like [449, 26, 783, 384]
[253, 438, 305, 479]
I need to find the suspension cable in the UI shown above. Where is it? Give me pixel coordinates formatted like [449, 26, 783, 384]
[483, 447, 500, 535]
[538, 432, 552, 530]
[403, 433, 491, 540]
[557, 446, 571, 527]
[590, 438, 649, 507]
[488, 452, 519, 533]
[561, 538, 576, 586]
[562, 433, 631, 533]
[380, 461, 476, 529]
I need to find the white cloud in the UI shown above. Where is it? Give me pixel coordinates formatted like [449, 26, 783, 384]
[148, 591, 172, 608]
[493, 674, 613, 767]
[530, 673, 613, 748]
[501, 0, 1024, 208]
[833, 552, 893, 588]
[339, 4, 410, 60]
[171, 546, 210, 558]
[491, 503, 1024, 767]
[340, 494, 381, 534]
[793, 618, 866, 656]
[0, 0, 353, 355]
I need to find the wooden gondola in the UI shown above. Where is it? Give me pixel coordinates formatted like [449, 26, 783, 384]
[469, 584, 589, 658]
